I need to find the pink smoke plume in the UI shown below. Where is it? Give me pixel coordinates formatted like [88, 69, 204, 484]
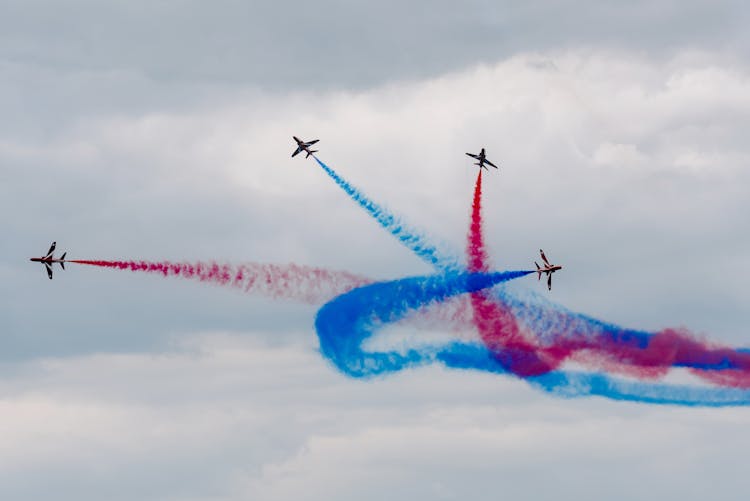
[71, 259, 370, 304]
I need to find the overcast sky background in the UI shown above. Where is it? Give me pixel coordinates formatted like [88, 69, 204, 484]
[1, 1, 750, 499]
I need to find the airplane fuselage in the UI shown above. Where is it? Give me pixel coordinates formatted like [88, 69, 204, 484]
[539, 265, 562, 274]
[30, 257, 66, 263]
[31, 241, 67, 279]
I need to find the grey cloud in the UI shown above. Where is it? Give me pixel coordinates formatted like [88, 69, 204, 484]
[1, 335, 749, 501]
[1, 0, 747, 91]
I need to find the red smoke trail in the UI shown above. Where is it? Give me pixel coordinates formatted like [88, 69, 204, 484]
[465, 171, 559, 376]
[464, 172, 750, 386]
[467, 170, 489, 274]
[71, 260, 370, 304]
[71, 259, 476, 334]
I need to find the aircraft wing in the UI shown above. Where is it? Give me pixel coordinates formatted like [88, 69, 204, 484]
[305, 140, 319, 146]
[484, 159, 499, 169]
[466, 153, 479, 159]
[45, 262, 53, 280]
[540, 249, 551, 266]
[292, 146, 303, 157]
[45, 242, 56, 258]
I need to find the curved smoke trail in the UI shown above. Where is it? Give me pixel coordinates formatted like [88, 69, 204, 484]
[313, 262, 750, 406]
[315, 270, 532, 377]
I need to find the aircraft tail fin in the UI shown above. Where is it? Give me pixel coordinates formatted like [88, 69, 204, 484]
[306, 150, 318, 158]
[535, 261, 541, 280]
[60, 252, 66, 270]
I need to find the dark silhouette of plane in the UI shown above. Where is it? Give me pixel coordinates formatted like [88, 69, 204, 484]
[30, 242, 67, 279]
[292, 136, 319, 158]
[466, 148, 498, 170]
[535, 249, 562, 291]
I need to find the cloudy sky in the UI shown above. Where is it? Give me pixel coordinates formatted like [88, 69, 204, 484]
[1, 1, 749, 499]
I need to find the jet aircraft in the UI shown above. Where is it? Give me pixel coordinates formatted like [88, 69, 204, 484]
[292, 136, 319, 158]
[535, 249, 562, 291]
[466, 148, 498, 170]
[30, 241, 67, 280]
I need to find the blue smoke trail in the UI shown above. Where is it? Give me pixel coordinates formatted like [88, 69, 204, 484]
[316, 270, 750, 406]
[316, 269, 531, 376]
[529, 371, 750, 407]
[314, 157, 460, 271]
